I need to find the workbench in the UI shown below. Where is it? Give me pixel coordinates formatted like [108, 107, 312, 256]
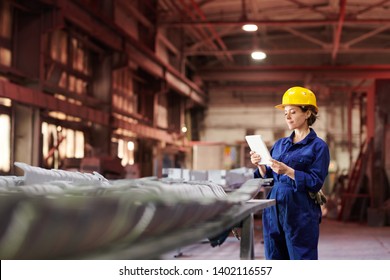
[79, 198, 275, 260]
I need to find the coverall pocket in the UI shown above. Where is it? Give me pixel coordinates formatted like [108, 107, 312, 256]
[290, 156, 313, 170]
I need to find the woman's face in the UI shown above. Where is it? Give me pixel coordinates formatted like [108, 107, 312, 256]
[284, 105, 310, 130]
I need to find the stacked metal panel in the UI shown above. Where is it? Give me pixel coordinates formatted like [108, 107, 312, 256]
[162, 167, 256, 190]
[0, 163, 261, 259]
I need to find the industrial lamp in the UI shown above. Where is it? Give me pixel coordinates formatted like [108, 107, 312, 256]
[240, 0, 258, 32]
[251, 50, 266, 60]
[242, 23, 258, 32]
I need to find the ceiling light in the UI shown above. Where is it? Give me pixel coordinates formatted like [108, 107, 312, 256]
[242, 24, 258, 32]
[251, 51, 267, 60]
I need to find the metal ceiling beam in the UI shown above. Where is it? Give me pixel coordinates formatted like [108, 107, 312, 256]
[201, 64, 390, 70]
[160, 18, 390, 27]
[117, 0, 154, 30]
[282, 27, 330, 48]
[208, 84, 372, 92]
[199, 65, 390, 82]
[170, 0, 226, 63]
[352, 0, 390, 17]
[112, 116, 180, 144]
[174, 0, 220, 52]
[344, 24, 390, 47]
[185, 47, 390, 56]
[188, 0, 234, 61]
[55, 0, 122, 50]
[208, 85, 292, 91]
[187, 27, 236, 52]
[125, 42, 206, 106]
[286, 0, 330, 18]
[58, 0, 206, 106]
[156, 31, 179, 56]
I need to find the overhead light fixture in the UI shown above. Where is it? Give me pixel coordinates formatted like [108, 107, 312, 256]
[242, 24, 258, 32]
[240, 0, 258, 32]
[251, 50, 267, 60]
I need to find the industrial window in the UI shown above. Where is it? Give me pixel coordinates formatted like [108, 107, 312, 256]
[167, 91, 182, 132]
[0, 47, 11, 67]
[45, 29, 91, 98]
[112, 68, 137, 115]
[111, 136, 136, 166]
[0, 113, 10, 173]
[117, 139, 135, 166]
[0, 0, 12, 67]
[41, 122, 84, 169]
[112, 68, 157, 125]
[133, 71, 156, 125]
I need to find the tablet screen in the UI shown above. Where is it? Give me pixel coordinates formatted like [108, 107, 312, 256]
[245, 135, 272, 165]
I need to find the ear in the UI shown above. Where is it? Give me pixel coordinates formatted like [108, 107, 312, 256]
[306, 111, 311, 120]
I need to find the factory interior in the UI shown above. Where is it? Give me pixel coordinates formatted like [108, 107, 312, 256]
[0, 0, 390, 260]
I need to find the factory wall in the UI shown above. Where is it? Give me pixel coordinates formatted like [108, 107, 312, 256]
[202, 92, 362, 173]
[0, 0, 204, 178]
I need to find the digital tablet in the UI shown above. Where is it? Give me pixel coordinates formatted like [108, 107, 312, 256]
[245, 135, 272, 165]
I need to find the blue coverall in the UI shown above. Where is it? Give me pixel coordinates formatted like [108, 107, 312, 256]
[254, 129, 330, 260]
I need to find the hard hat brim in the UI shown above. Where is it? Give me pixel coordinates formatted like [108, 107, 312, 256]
[275, 104, 284, 110]
[275, 103, 319, 113]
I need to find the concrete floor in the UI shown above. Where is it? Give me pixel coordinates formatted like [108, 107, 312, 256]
[161, 217, 390, 260]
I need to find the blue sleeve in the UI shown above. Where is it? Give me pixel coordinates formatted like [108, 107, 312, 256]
[253, 165, 273, 179]
[294, 141, 330, 193]
[254, 168, 261, 178]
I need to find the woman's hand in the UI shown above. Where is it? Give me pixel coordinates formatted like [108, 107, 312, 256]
[249, 151, 262, 166]
[250, 151, 267, 177]
[269, 159, 295, 179]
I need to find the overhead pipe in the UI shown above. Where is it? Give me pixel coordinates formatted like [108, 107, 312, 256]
[331, 0, 347, 62]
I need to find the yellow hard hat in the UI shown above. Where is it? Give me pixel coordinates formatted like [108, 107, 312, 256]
[275, 86, 318, 113]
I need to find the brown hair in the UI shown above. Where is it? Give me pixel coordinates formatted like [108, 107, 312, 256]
[300, 106, 317, 126]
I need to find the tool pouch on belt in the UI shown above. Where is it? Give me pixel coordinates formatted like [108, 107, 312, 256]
[308, 190, 327, 205]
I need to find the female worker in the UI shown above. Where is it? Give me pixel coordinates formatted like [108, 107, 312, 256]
[250, 86, 330, 260]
